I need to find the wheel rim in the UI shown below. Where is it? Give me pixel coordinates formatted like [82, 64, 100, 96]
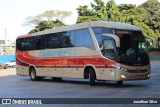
[31, 70, 35, 79]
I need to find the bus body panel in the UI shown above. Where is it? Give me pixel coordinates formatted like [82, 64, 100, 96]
[16, 21, 150, 83]
[16, 65, 29, 76]
[16, 47, 116, 80]
[115, 64, 150, 81]
[99, 68, 116, 80]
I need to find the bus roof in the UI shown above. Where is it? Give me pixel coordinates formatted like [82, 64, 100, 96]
[30, 21, 141, 36]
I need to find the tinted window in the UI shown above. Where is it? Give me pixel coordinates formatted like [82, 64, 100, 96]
[16, 37, 36, 51]
[92, 27, 113, 34]
[16, 38, 24, 51]
[34, 36, 43, 50]
[76, 29, 95, 49]
[46, 33, 61, 49]
[102, 40, 115, 60]
[61, 32, 71, 48]
[92, 27, 113, 47]
[17, 28, 95, 51]
[61, 31, 76, 48]
[70, 31, 76, 46]
[25, 37, 35, 50]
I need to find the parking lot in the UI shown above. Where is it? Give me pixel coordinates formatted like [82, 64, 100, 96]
[0, 61, 160, 106]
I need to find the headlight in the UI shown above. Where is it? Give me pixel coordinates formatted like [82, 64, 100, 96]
[116, 65, 121, 69]
[116, 66, 129, 72]
[121, 68, 129, 72]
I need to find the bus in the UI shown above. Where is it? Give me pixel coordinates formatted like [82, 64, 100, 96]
[16, 21, 150, 86]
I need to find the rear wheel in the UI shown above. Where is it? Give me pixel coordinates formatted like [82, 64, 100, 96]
[89, 68, 96, 86]
[30, 68, 38, 81]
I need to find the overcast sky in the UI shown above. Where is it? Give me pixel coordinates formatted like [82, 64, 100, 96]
[0, 0, 149, 40]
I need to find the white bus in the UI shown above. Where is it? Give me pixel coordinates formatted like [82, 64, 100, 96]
[16, 21, 150, 86]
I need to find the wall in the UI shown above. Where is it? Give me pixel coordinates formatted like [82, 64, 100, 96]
[0, 55, 15, 63]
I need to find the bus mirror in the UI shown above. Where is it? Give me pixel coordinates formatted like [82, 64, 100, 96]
[99, 44, 103, 50]
[102, 33, 120, 47]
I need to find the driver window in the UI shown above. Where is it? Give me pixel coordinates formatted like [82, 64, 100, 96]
[102, 40, 115, 60]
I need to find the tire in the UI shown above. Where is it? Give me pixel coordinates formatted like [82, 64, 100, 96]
[29, 68, 38, 81]
[37, 77, 43, 81]
[117, 81, 123, 85]
[89, 68, 96, 86]
[52, 77, 62, 81]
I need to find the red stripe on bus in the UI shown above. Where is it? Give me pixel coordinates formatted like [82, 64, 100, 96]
[16, 51, 115, 68]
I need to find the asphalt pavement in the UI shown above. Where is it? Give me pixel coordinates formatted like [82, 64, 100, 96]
[0, 61, 160, 107]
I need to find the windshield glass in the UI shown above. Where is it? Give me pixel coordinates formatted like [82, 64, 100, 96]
[116, 30, 149, 65]
[92, 27, 150, 66]
[102, 39, 116, 60]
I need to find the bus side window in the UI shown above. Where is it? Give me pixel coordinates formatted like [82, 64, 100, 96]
[34, 36, 42, 50]
[61, 31, 76, 48]
[16, 38, 24, 51]
[62, 32, 72, 48]
[46, 33, 61, 49]
[70, 30, 76, 47]
[76, 29, 95, 49]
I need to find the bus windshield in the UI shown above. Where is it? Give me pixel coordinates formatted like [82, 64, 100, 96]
[92, 27, 150, 66]
[116, 30, 150, 66]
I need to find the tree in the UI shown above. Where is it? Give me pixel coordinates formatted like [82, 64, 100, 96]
[91, 0, 108, 20]
[118, 4, 136, 12]
[133, 20, 157, 38]
[106, 0, 120, 21]
[24, 10, 72, 33]
[28, 19, 65, 34]
[76, 0, 120, 23]
[139, 0, 160, 37]
[76, 5, 99, 23]
[24, 10, 72, 27]
[76, 0, 158, 38]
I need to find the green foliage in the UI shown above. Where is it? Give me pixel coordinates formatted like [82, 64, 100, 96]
[118, 4, 136, 11]
[76, 5, 100, 23]
[28, 19, 65, 34]
[0, 40, 5, 44]
[76, 0, 159, 38]
[106, 0, 120, 21]
[133, 20, 157, 38]
[24, 10, 72, 33]
[91, 0, 108, 20]
[139, 0, 160, 37]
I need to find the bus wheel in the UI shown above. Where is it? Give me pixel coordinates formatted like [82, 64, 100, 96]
[117, 81, 123, 85]
[52, 77, 62, 81]
[89, 68, 96, 86]
[29, 68, 38, 81]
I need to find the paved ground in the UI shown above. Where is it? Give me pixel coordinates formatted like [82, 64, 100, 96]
[0, 61, 160, 107]
[0, 68, 16, 76]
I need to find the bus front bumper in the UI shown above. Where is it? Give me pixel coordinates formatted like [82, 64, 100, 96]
[115, 69, 150, 81]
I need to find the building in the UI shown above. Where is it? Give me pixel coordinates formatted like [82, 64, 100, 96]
[0, 44, 15, 55]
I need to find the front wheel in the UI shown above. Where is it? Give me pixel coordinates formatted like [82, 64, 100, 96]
[89, 68, 96, 86]
[117, 81, 123, 85]
[52, 77, 62, 81]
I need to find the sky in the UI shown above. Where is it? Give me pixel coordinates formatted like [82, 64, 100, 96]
[0, 0, 149, 41]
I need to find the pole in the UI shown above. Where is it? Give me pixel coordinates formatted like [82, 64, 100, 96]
[4, 28, 7, 44]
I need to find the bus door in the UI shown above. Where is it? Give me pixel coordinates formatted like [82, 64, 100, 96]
[99, 34, 120, 80]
